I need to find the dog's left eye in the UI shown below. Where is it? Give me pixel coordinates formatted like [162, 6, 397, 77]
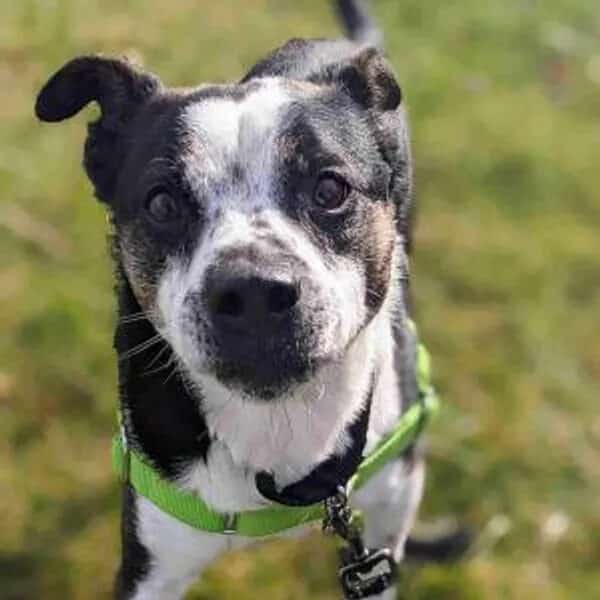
[145, 189, 181, 223]
[313, 173, 349, 211]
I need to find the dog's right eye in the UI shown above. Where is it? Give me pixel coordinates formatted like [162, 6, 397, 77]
[145, 189, 181, 224]
[312, 173, 349, 212]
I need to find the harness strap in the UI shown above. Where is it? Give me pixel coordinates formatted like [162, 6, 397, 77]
[112, 331, 439, 537]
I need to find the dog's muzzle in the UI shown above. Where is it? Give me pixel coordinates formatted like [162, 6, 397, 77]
[200, 257, 316, 396]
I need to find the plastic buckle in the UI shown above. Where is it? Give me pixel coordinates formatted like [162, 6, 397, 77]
[339, 548, 397, 599]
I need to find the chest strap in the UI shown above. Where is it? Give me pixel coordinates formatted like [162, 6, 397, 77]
[112, 333, 439, 537]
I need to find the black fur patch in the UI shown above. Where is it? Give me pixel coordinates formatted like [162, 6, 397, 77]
[35, 56, 161, 203]
[114, 485, 151, 599]
[241, 37, 414, 254]
[114, 266, 212, 479]
[274, 99, 398, 315]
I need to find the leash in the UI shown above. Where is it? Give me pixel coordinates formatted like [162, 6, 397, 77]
[112, 324, 439, 596]
[323, 486, 397, 598]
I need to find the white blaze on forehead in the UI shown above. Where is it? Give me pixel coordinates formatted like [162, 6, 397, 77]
[181, 78, 291, 209]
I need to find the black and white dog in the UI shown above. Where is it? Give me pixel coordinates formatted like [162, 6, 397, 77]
[35, 1, 447, 598]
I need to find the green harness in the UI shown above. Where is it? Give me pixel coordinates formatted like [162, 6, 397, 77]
[112, 333, 439, 538]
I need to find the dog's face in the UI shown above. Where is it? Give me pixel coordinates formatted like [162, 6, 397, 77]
[116, 78, 399, 398]
[36, 47, 411, 399]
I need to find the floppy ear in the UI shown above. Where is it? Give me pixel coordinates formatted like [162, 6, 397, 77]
[333, 48, 412, 249]
[335, 47, 401, 112]
[35, 55, 161, 203]
[325, 47, 402, 112]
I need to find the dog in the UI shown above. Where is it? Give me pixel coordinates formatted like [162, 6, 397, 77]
[35, 1, 458, 598]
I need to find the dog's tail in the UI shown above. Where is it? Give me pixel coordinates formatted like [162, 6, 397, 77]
[334, 0, 383, 48]
[404, 527, 473, 564]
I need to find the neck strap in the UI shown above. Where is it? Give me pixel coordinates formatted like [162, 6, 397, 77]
[112, 326, 439, 537]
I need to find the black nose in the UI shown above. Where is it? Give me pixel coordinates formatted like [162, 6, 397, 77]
[207, 273, 300, 335]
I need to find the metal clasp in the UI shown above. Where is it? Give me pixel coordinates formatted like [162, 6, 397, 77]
[322, 486, 398, 599]
[223, 513, 238, 535]
[339, 548, 397, 599]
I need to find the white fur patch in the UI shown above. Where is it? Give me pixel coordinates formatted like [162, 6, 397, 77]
[181, 77, 290, 216]
[180, 319, 375, 510]
[133, 495, 244, 599]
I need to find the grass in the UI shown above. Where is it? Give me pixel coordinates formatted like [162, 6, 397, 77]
[1, 0, 599, 598]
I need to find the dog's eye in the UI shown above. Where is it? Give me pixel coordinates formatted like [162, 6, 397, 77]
[313, 173, 349, 211]
[145, 189, 180, 223]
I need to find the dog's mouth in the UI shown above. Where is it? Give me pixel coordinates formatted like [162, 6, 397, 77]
[162, 267, 351, 400]
[209, 327, 320, 399]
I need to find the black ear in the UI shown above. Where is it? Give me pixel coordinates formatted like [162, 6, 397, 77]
[337, 47, 401, 112]
[35, 56, 161, 202]
[35, 55, 160, 124]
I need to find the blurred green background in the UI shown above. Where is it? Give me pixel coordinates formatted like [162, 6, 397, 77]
[1, 0, 599, 598]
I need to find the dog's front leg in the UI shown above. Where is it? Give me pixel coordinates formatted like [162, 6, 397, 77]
[352, 454, 425, 600]
[115, 486, 240, 600]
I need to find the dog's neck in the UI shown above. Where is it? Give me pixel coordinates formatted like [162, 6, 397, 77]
[116, 270, 402, 512]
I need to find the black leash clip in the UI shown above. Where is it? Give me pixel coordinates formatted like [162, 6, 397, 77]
[323, 487, 397, 599]
[339, 548, 396, 599]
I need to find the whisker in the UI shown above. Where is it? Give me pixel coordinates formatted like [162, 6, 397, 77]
[118, 307, 164, 325]
[143, 351, 175, 377]
[118, 312, 149, 325]
[163, 361, 180, 385]
[144, 343, 170, 371]
[119, 334, 163, 362]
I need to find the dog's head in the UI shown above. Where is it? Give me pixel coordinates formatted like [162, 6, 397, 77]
[36, 43, 411, 399]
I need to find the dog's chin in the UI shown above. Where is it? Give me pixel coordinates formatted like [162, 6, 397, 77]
[211, 351, 318, 401]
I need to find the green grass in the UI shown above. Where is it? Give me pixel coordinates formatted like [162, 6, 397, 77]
[1, 1, 599, 598]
